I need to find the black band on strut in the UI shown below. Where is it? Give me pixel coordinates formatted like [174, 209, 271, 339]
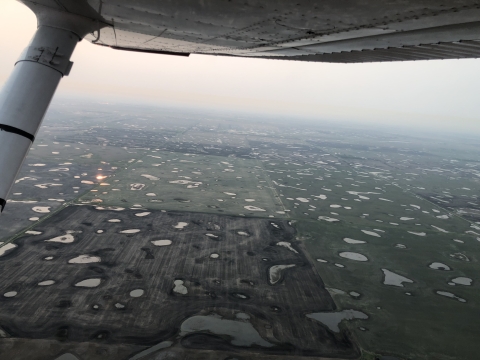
[0, 124, 35, 142]
[0, 199, 5, 213]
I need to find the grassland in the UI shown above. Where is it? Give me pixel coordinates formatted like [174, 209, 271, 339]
[1, 102, 479, 360]
[77, 150, 287, 218]
[262, 153, 479, 360]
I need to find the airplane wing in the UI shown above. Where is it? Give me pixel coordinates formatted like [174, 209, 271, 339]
[59, 0, 480, 63]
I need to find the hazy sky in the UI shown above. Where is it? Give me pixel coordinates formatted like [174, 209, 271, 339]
[1, 0, 480, 134]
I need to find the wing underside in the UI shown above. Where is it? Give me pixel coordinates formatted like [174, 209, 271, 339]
[267, 40, 480, 63]
[20, 0, 480, 63]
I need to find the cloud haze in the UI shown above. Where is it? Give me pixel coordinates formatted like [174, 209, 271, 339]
[1, 0, 480, 133]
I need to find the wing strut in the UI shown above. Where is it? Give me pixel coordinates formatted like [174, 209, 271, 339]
[0, 7, 96, 213]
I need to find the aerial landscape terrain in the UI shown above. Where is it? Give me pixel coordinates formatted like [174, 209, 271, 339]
[0, 100, 479, 360]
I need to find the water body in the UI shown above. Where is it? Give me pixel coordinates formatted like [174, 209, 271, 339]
[232, 293, 248, 299]
[173, 280, 188, 294]
[173, 222, 188, 229]
[169, 180, 202, 186]
[361, 230, 380, 237]
[382, 269, 414, 287]
[75, 278, 101, 288]
[307, 309, 368, 332]
[343, 238, 366, 244]
[35, 183, 62, 189]
[45, 231, 75, 243]
[450, 253, 469, 262]
[38, 280, 55, 286]
[318, 216, 339, 222]
[135, 212, 151, 217]
[429, 262, 451, 271]
[49, 167, 69, 172]
[151, 240, 172, 247]
[327, 288, 345, 295]
[436, 291, 466, 303]
[180, 314, 274, 347]
[0, 243, 18, 257]
[32, 206, 51, 213]
[347, 191, 380, 196]
[244, 206, 266, 211]
[130, 289, 145, 298]
[450, 277, 472, 286]
[269, 264, 296, 285]
[120, 229, 141, 234]
[276, 242, 298, 254]
[9, 200, 37, 204]
[408, 231, 426, 237]
[141, 174, 159, 181]
[68, 255, 101, 264]
[339, 252, 368, 261]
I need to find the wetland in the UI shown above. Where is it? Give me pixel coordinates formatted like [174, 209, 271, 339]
[0, 101, 479, 360]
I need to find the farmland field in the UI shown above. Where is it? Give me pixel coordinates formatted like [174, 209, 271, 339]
[0, 101, 479, 360]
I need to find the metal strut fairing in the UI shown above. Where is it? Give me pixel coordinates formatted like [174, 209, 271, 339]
[2, 0, 480, 212]
[0, 2, 99, 211]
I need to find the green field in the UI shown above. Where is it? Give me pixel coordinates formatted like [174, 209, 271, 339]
[260, 154, 479, 360]
[77, 151, 287, 217]
[1, 103, 479, 359]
